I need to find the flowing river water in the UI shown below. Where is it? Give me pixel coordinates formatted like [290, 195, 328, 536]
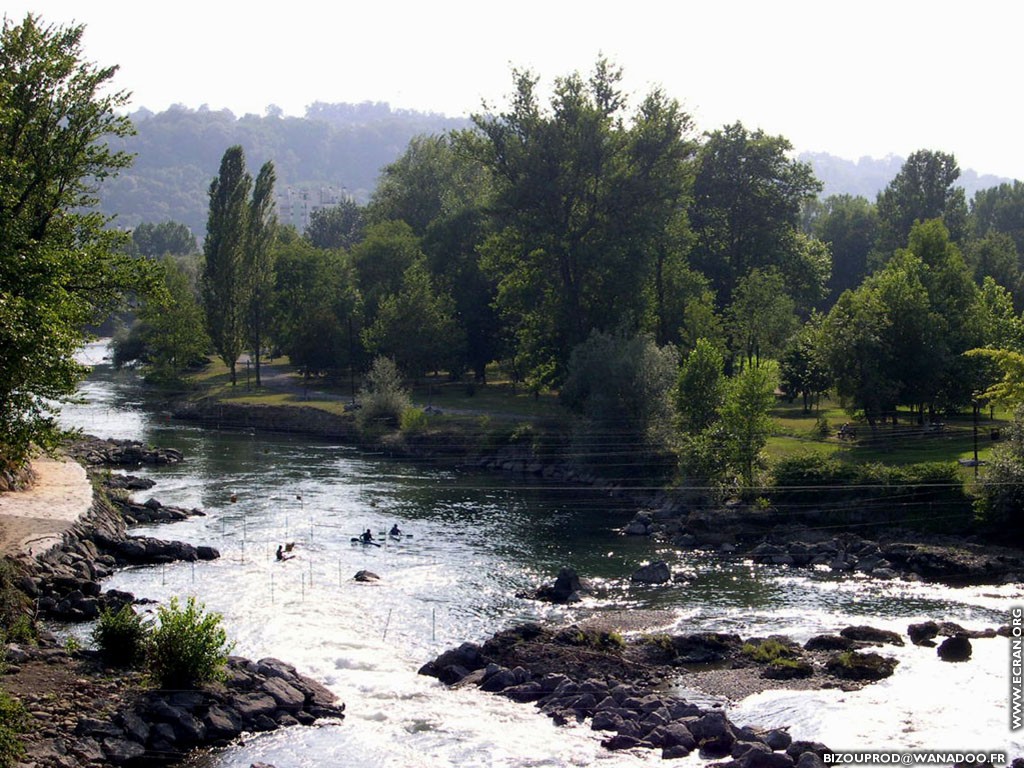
[59, 342, 1023, 767]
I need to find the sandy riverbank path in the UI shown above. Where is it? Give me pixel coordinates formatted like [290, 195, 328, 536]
[0, 458, 92, 558]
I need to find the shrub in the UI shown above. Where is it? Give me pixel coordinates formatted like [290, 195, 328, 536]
[0, 689, 26, 767]
[93, 604, 151, 667]
[149, 597, 234, 689]
[741, 638, 796, 664]
[399, 407, 428, 434]
[356, 356, 412, 432]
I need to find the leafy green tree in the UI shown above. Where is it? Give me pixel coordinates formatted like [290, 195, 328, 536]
[0, 14, 154, 469]
[874, 149, 968, 256]
[675, 338, 726, 432]
[350, 220, 424, 323]
[371, 133, 500, 380]
[963, 232, 1020, 302]
[719, 362, 778, 489]
[727, 268, 797, 368]
[113, 256, 210, 380]
[808, 194, 878, 303]
[560, 329, 679, 477]
[361, 261, 463, 380]
[304, 198, 364, 250]
[470, 59, 697, 386]
[271, 236, 361, 381]
[689, 122, 822, 308]
[202, 146, 251, 385]
[970, 181, 1024, 255]
[131, 220, 196, 257]
[244, 160, 277, 386]
[779, 313, 831, 413]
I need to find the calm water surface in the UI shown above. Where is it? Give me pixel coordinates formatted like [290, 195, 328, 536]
[61, 342, 1023, 766]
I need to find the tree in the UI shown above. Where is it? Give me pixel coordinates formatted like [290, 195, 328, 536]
[112, 256, 209, 381]
[304, 198, 364, 250]
[875, 149, 968, 257]
[244, 160, 277, 386]
[361, 261, 463, 380]
[719, 363, 778, 489]
[689, 122, 822, 308]
[470, 59, 697, 386]
[963, 232, 1020, 302]
[726, 268, 797, 368]
[0, 15, 154, 468]
[271, 235, 361, 382]
[350, 220, 424, 323]
[202, 146, 251, 385]
[970, 181, 1024, 255]
[675, 338, 725, 432]
[560, 329, 679, 477]
[779, 314, 831, 413]
[131, 220, 196, 257]
[808, 194, 878, 304]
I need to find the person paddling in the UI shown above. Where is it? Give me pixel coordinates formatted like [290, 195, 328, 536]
[360, 528, 375, 544]
[389, 523, 401, 536]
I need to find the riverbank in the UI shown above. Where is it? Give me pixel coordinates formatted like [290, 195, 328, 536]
[0, 441, 345, 767]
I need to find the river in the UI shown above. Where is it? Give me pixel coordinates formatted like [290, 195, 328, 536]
[60, 342, 1023, 766]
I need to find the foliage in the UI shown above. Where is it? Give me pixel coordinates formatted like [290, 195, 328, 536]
[770, 454, 972, 529]
[560, 329, 679, 477]
[975, 406, 1024, 536]
[807, 194, 879, 305]
[304, 198, 364, 250]
[202, 146, 251, 385]
[113, 256, 210, 381]
[875, 149, 968, 257]
[148, 596, 233, 689]
[719, 362, 779, 489]
[361, 261, 463, 379]
[966, 348, 1024, 407]
[0, 562, 31, 641]
[741, 638, 798, 664]
[271, 237, 362, 380]
[689, 121, 823, 308]
[779, 313, 831, 413]
[131, 220, 197, 257]
[93, 604, 151, 667]
[676, 338, 725, 433]
[0, 14, 155, 469]
[244, 159, 278, 386]
[356, 356, 412, 431]
[0, 689, 26, 767]
[727, 268, 797, 367]
[676, 427, 732, 502]
[399, 407, 429, 434]
[470, 58, 697, 385]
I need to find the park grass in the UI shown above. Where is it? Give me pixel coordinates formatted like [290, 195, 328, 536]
[186, 357, 1011, 478]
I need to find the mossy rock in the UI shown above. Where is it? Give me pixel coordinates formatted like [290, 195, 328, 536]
[825, 650, 898, 680]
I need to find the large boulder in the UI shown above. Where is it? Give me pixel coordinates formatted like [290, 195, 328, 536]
[631, 560, 671, 584]
[937, 634, 972, 662]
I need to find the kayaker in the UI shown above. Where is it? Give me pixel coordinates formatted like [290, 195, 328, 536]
[360, 528, 374, 544]
[389, 523, 401, 536]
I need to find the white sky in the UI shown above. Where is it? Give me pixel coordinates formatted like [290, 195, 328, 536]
[6, 0, 1024, 180]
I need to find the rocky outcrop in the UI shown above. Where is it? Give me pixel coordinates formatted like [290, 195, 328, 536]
[8, 647, 344, 767]
[69, 437, 184, 467]
[421, 624, 838, 764]
[517, 567, 590, 604]
[937, 634, 973, 662]
[631, 560, 671, 584]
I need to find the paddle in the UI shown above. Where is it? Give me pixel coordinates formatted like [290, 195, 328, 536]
[350, 537, 381, 547]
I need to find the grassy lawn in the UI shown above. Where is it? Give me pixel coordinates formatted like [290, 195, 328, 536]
[186, 357, 1010, 475]
[769, 396, 1010, 470]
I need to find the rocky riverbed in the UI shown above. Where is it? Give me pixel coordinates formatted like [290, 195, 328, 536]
[1, 438, 345, 767]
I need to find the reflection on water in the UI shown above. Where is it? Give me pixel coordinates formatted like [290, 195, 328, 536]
[64, 343, 1024, 766]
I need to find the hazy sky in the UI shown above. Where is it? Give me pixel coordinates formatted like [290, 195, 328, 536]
[6, 1, 1023, 180]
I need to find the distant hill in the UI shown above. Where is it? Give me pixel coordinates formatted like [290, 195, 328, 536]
[96, 105, 1016, 240]
[99, 102, 471, 238]
[800, 151, 1014, 201]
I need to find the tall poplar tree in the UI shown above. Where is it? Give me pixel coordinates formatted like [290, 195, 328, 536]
[245, 160, 277, 386]
[203, 146, 251, 385]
